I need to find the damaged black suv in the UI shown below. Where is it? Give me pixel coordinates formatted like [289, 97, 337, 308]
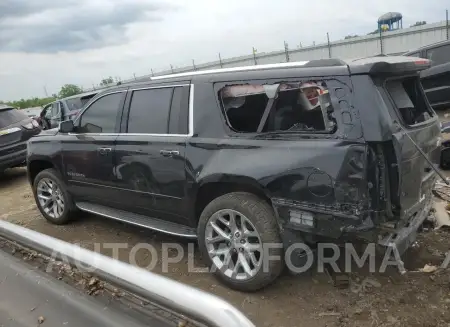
[27, 57, 441, 291]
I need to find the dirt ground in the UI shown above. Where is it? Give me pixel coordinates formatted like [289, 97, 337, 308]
[3, 168, 450, 327]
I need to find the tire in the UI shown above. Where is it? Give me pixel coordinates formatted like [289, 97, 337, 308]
[198, 192, 284, 292]
[32, 168, 75, 225]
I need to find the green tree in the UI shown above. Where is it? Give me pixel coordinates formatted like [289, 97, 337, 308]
[3, 96, 57, 109]
[59, 84, 83, 98]
[100, 76, 114, 86]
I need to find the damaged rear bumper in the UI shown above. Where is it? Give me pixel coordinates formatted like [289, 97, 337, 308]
[377, 195, 433, 256]
[273, 193, 432, 257]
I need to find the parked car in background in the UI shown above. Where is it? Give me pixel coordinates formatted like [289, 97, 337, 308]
[0, 104, 40, 172]
[22, 107, 44, 127]
[27, 57, 440, 291]
[404, 40, 450, 110]
[40, 91, 98, 130]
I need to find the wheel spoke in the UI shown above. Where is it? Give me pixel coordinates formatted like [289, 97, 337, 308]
[228, 212, 238, 233]
[210, 246, 231, 256]
[38, 194, 52, 207]
[231, 257, 241, 278]
[206, 235, 228, 244]
[210, 222, 230, 241]
[53, 203, 58, 217]
[247, 251, 259, 267]
[243, 223, 259, 237]
[238, 252, 253, 277]
[218, 215, 230, 227]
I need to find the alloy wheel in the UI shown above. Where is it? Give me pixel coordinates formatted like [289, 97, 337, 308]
[205, 209, 263, 281]
[36, 178, 65, 219]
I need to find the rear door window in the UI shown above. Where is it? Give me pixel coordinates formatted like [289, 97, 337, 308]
[385, 76, 434, 126]
[126, 87, 174, 134]
[0, 108, 28, 128]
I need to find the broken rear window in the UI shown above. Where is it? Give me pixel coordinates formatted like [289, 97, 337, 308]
[385, 76, 434, 126]
[219, 81, 336, 133]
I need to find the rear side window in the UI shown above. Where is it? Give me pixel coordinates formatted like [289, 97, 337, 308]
[0, 108, 28, 128]
[426, 44, 450, 66]
[78, 92, 124, 133]
[385, 76, 433, 126]
[218, 81, 336, 133]
[126, 87, 188, 134]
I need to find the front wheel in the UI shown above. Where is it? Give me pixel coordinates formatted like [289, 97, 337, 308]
[33, 168, 75, 225]
[198, 192, 284, 292]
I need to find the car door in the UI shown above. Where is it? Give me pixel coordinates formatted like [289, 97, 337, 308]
[60, 89, 127, 206]
[114, 84, 190, 225]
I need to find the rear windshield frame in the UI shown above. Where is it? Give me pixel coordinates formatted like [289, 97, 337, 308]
[0, 108, 28, 129]
[382, 74, 435, 129]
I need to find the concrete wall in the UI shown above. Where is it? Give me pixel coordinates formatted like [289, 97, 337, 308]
[88, 21, 449, 90]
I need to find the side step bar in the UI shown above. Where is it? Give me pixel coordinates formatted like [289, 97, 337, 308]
[76, 202, 197, 239]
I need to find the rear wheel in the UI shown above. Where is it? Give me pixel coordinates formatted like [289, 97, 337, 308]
[33, 168, 75, 225]
[198, 192, 284, 292]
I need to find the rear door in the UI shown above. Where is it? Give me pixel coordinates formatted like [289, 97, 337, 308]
[113, 84, 190, 225]
[383, 75, 440, 219]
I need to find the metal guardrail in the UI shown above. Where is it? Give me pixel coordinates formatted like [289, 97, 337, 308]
[0, 220, 255, 327]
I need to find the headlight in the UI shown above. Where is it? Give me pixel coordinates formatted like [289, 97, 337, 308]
[22, 122, 33, 129]
[22, 120, 39, 130]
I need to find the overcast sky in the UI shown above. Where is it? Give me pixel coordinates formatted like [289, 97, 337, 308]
[0, 0, 448, 101]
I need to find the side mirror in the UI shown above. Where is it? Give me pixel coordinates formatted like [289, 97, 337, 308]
[59, 120, 74, 133]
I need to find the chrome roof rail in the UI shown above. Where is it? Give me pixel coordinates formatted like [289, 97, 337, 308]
[151, 61, 309, 80]
[0, 220, 255, 327]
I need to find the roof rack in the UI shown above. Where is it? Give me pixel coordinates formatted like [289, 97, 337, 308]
[151, 59, 346, 81]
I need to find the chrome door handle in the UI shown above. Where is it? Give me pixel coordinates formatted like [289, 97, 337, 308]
[160, 150, 179, 157]
[98, 147, 112, 155]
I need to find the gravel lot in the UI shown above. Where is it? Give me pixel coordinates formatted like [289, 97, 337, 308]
[2, 167, 450, 327]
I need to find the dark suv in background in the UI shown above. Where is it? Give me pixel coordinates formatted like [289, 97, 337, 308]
[27, 57, 440, 291]
[0, 104, 41, 172]
[404, 40, 450, 110]
[40, 91, 98, 130]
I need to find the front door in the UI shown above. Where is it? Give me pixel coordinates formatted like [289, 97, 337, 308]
[114, 84, 190, 225]
[60, 90, 127, 206]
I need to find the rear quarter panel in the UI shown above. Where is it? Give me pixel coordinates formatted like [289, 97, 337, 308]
[185, 78, 368, 227]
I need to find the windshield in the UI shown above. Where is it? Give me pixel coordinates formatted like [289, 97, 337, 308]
[0, 108, 28, 129]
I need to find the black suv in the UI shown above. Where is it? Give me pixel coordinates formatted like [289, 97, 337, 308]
[0, 105, 41, 172]
[27, 57, 441, 291]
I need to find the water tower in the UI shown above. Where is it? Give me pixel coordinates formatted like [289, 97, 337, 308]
[378, 12, 403, 31]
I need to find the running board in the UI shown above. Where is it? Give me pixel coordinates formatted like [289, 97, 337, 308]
[75, 202, 197, 239]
